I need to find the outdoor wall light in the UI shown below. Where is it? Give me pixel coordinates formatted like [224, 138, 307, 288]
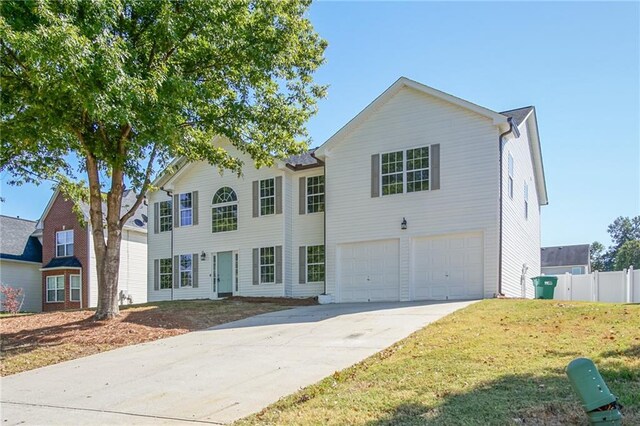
[401, 217, 407, 230]
[200, 251, 206, 261]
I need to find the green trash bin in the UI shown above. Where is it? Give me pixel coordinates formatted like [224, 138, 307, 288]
[531, 276, 558, 299]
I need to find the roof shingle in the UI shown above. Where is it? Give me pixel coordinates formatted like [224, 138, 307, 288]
[0, 216, 42, 263]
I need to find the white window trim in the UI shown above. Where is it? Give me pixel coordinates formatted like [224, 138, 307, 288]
[159, 200, 172, 233]
[306, 245, 325, 283]
[179, 193, 193, 227]
[306, 175, 325, 214]
[259, 246, 276, 284]
[159, 258, 173, 289]
[46, 275, 65, 303]
[259, 178, 276, 217]
[379, 145, 432, 196]
[70, 274, 81, 302]
[179, 254, 193, 287]
[55, 230, 74, 257]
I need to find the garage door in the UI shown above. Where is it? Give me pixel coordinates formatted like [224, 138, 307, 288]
[412, 233, 483, 300]
[338, 239, 400, 302]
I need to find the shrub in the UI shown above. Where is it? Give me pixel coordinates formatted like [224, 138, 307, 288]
[0, 284, 25, 314]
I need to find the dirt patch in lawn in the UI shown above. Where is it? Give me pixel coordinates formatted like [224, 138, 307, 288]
[0, 297, 315, 376]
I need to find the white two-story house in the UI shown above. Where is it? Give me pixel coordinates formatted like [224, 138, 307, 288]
[147, 77, 547, 303]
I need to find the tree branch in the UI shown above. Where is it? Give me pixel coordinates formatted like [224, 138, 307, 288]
[119, 144, 157, 228]
[1, 41, 31, 77]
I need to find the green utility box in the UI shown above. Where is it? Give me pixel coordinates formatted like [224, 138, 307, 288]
[566, 358, 622, 425]
[531, 276, 557, 299]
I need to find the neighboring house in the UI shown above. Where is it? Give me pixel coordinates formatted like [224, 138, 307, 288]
[541, 244, 591, 275]
[34, 189, 148, 311]
[0, 216, 43, 312]
[147, 77, 548, 303]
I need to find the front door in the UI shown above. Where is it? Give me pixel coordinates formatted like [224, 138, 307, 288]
[217, 251, 233, 297]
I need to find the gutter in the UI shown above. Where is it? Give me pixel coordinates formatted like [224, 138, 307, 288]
[497, 117, 519, 296]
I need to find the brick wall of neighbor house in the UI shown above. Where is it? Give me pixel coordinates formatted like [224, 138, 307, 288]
[42, 192, 89, 310]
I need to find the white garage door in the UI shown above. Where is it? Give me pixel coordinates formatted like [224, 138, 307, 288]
[412, 233, 483, 300]
[338, 239, 400, 302]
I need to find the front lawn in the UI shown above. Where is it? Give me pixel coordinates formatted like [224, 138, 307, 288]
[0, 297, 315, 376]
[237, 299, 639, 425]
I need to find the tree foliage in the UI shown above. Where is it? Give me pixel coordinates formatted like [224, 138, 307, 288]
[614, 240, 640, 270]
[591, 216, 640, 271]
[0, 0, 326, 318]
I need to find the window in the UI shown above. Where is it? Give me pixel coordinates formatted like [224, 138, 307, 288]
[179, 254, 193, 287]
[406, 147, 430, 192]
[46, 275, 65, 302]
[381, 151, 404, 195]
[159, 258, 173, 289]
[508, 153, 514, 199]
[212, 187, 238, 232]
[571, 266, 584, 275]
[56, 230, 74, 257]
[260, 178, 275, 216]
[381, 146, 431, 196]
[524, 182, 529, 220]
[307, 176, 325, 213]
[70, 275, 81, 301]
[179, 193, 193, 226]
[306, 245, 325, 283]
[259, 247, 275, 284]
[159, 200, 172, 232]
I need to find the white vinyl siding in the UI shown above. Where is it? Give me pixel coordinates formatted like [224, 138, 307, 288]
[0, 260, 42, 312]
[56, 230, 74, 257]
[46, 275, 65, 302]
[507, 153, 514, 199]
[501, 118, 541, 298]
[147, 139, 288, 301]
[325, 86, 500, 301]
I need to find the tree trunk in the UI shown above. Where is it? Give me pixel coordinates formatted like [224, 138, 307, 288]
[94, 228, 123, 319]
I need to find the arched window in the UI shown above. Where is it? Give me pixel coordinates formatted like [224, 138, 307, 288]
[212, 187, 238, 233]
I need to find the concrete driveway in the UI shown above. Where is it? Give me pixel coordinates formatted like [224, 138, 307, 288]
[1, 300, 476, 425]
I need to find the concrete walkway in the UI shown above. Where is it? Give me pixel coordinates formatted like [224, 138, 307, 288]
[1, 300, 476, 425]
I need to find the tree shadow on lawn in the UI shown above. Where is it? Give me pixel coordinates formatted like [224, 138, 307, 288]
[366, 366, 638, 426]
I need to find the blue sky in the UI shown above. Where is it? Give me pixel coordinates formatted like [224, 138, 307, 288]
[1, 1, 638, 248]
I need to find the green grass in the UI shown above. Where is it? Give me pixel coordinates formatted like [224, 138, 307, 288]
[236, 299, 639, 425]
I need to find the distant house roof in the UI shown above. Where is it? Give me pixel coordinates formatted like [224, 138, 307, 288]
[42, 256, 82, 269]
[501, 106, 534, 126]
[541, 244, 590, 267]
[0, 215, 42, 263]
[37, 189, 148, 233]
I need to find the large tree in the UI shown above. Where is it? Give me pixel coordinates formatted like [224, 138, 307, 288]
[591, 216, 640, 271]
[1, 0, 326, 319]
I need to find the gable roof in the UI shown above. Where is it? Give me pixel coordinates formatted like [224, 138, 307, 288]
[37, 189, 148, 233]
[541, 244, 590, 267]
[315, 77, 509, 159]
[0, 215, 42, 263]
[501, 106, 534, 126]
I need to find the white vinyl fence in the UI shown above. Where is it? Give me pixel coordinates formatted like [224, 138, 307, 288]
[551, 266, 640, 303]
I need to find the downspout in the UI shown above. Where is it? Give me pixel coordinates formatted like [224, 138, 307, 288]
[498, 117, 517, 296]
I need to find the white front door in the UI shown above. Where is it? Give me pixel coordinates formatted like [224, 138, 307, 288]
[338, 239, 400, 302]
[412, 233, 484, 300]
